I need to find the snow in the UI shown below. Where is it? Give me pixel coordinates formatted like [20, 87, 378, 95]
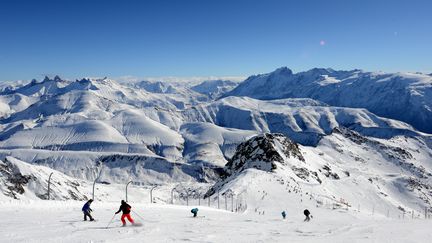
[1, 196, 431, 242]
[180, 122, 256, 166]
[318, 75, 341, 86]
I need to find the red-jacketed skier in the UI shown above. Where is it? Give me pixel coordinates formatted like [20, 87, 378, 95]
[115, 200, 135, 226]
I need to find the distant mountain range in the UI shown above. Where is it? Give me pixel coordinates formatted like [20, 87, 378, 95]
[224, 67, 432, 133]
[0, 69, 431, 216]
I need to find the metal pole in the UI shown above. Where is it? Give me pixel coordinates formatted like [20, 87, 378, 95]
[126, 181, 132, 202]
[92, 178, 97, 201]
[92, 161, 103, 201]
[150, 185, 157, 204]
[225, 192, 228, 211]
[231, 194, 234, 212]
[217, 191, 220, 209]
[201, 163, 206, 182]
[198, 193, 201, 206]
[185, 190, 189, 206]
[208, 196, 210, 207]
[237, 190, 246, 212]
[47, 172, 53, 200]
[171, 188, 176, 204]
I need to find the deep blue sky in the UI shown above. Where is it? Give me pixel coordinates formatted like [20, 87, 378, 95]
[0, 0, 431, 81]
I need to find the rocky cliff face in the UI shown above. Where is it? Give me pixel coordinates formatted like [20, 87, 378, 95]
[205, 133, 322, 197]
[0, 157, 87, 200]
[224, 133, 304, 175]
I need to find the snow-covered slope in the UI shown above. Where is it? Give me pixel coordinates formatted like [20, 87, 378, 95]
[127, 80, 211, 109]
[2, 201, 432, 243]
[180, 122, 257, 167]
[0, 156, 88, 200]
[224, 67, 432, 133]
[0, 77, 187, 157]
[184, 96, 420, 145]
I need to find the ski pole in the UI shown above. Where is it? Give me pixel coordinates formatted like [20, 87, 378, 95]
[106, 214, 116, 229]
[132, 211, 145, 221]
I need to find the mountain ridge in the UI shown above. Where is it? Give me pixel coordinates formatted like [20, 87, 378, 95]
[224, 67, 432, 133]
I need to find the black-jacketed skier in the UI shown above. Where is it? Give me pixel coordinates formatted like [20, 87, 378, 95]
[191, 208, 199, 217]
[303, 209, 312, 222]
[115, 200, 135, 226]
[281, 211, 286, 219]
[82, 199, 94, 221]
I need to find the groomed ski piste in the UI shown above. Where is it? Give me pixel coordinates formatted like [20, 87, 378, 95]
[0, 202, 426, 242]
[1, 199, 432, 242]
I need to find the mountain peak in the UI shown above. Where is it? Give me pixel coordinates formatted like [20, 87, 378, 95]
[42, 76, 51, 82]
[306, 68, 334, 75]
[273, 67, 293, 76]
[224, 133, 304, 175]
[53, 75, 63, 82]
[78, 78, 91, 83]
[41, 75, 63, 83]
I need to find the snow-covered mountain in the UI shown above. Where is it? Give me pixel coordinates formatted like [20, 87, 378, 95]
[183, 96, 421, 145]
[0, 72, 431, 219]
[191, 79, 238, 99]
[224, 67, 432, 133]
[131, 80, 178, 94]
[206, 131, 432, 217]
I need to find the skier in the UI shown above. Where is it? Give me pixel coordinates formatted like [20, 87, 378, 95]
[82, 199, 94, 221]
[281, 211, 286, 219]
[191, 208, 199, 217]
[303, 209, 312, 222]
[115, 200, 135, 226]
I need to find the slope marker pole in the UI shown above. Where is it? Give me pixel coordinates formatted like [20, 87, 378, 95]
[150, 185, 157, 204]
[126, 181, 133, 202]
[47, 172, 53, 200]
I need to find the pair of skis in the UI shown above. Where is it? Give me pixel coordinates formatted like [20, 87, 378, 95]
[106, 212, 144, 229]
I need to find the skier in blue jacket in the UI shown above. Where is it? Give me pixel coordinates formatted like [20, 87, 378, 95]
[191, 208, 199, 217]
[82, 199, 94, 221]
